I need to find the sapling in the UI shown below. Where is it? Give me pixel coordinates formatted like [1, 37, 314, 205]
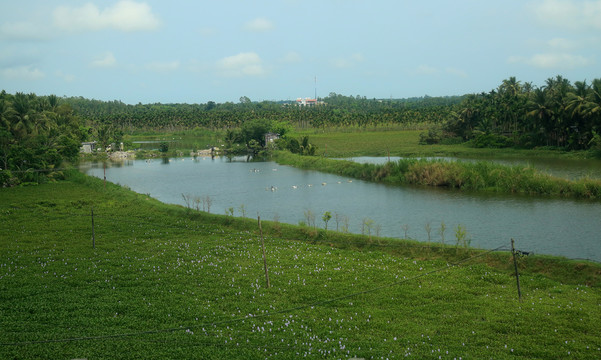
[322, 211, 332, 230]
[424, 221, 432, 243]
[193, 196, 201, 211]
[204, 195, 212, 213]
[363, 218, 374, 239]
[304, 209, 316, 228]
[402, 224, 410, 239]
[455, 224, 470, 248]
[439, 221, 446, 244]
[181, 193, 191, 209]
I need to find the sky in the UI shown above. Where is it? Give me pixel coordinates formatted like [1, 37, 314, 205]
[1, 0, 600, 104]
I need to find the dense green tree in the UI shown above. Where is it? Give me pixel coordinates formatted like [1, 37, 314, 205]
[0, 92, 83, 186]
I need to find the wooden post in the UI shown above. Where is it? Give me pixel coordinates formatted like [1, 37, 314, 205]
[91, 206, 95, 249]
[258, 215, 270, 288]
[511, 238, 522, 302]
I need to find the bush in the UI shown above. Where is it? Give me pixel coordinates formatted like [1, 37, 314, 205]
[440, 136, 464, 145]
[470, 133, 513, 148]
[0, 170, 19, 187]
[418, 128, 442, 145]
[158, 142, 169, 153]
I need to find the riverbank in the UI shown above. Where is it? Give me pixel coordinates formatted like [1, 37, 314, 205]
[274, 151, 601, 200]
[1, 173, 600, 358]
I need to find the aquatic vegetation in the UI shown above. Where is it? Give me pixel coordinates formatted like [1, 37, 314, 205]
[1, 174, 600, 358]
[274, 151, 601, 199]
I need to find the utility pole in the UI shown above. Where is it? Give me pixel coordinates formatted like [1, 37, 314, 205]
[511, 238, 522, 302]
[91, 206, 95, 249]
[258, 215, 270, 288]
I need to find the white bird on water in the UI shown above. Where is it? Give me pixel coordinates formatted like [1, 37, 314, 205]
[292, 185, 298, 189]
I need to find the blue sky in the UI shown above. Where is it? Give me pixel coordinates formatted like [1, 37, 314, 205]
[1, 0, 600, 104]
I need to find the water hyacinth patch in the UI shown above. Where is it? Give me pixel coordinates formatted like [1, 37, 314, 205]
[0, 175, 600, 359]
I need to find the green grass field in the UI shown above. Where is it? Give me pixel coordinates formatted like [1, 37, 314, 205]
[1, 173, 600, 359]
[296, 129, 583, 159]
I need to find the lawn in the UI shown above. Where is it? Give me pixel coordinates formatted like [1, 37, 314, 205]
[1, 174, 600, 359]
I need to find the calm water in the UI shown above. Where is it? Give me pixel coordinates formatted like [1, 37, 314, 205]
[81, 157, 601, 262]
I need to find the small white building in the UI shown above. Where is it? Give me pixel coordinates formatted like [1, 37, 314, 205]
[264, 133, 280, 145]
[80, 141, 97, 153]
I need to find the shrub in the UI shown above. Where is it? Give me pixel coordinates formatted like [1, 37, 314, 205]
[470, 133, 513, 148]
[418, 128, 442, 145]
[158, 142, 169, 153]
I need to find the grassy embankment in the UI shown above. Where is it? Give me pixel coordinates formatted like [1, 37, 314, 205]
[274, 151, 601, 200]
[1, 173, 600, 359]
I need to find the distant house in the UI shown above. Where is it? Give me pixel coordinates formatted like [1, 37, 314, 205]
[295, 98, 325, 107]
[80, 141, 97, 153]
[264, 133, 280, 146]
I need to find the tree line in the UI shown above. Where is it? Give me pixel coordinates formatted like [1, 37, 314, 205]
[0, 91, 86, 186]
[441, 76, 601, 151]
[63, 93, 461, 131]
[2, 75, 600, 186]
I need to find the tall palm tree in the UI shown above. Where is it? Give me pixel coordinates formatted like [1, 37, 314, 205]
[526, 88, 553, 145]
[566, 81, 591, 148]
[588, 78, 601, 125]
[9, 92, 34, 139]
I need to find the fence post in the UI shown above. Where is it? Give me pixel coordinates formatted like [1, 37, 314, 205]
[258, 215, 270, 288]
[91, 206, 95, 249]
[511, 238, 522, 302]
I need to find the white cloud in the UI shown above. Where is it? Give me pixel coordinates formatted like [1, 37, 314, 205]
[145, 61, 180, 72]
[55, 70, 75, 82]
[547, 37, 576, 50]
[198, 27, 218, 37]
[330, 53, 364, 68]
[1, 65, 45, 80]
[91, 52, 117, 68]
[531, 0, 601, 30]
[445, 67, 467, 77]
[508, 53, 593, 68]
[0, 22, 51, 41]
[280, 51, 302, 63]
[244, 18, 274, 32]
[415, 64, 439, 75]
[217, 52, 265, 77]
[53, 1, 160, 32]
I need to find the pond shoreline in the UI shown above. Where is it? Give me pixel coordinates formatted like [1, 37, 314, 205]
[273, 151, 601, 200]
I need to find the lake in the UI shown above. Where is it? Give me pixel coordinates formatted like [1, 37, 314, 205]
[80, 156, 601, 262]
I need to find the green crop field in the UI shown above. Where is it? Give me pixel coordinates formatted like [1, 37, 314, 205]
[1, 173, 600, 359]
[296, 129, 581, 159]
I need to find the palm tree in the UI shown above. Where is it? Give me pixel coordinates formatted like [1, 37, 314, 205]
[9, 92, 35, 139]
[566, 81, 591, 149]
[588, 78, 601, 128]
[526, 88, 554, 145]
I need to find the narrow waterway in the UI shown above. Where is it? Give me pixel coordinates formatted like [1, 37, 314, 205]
[81, 157, 601, 262]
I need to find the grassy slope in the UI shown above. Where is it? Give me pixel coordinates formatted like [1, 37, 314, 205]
[1, 174, 600, 359]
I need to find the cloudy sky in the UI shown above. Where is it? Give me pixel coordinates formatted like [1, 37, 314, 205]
[1, 0, 600, 104]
